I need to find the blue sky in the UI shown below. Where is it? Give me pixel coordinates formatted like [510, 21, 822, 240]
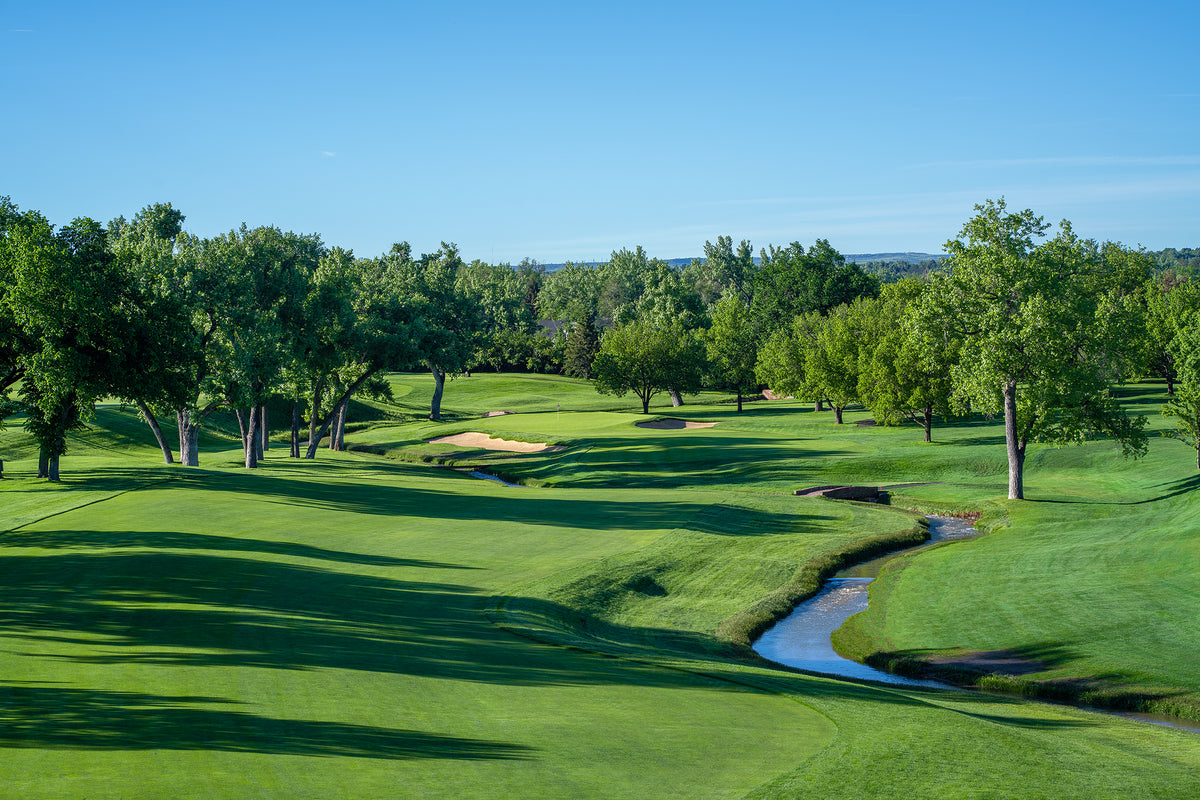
[3, 1, 1198, 262]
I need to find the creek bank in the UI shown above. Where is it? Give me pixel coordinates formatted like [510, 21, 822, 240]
[753, 515, 979, 687]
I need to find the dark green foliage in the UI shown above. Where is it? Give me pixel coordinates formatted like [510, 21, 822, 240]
[562, 315, 600, 379]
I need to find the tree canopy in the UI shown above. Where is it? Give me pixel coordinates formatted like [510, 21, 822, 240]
[920, 199, 1148, 499]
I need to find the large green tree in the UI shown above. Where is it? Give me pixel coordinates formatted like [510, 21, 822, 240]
[7, 216, 148, 480]
[108, 202, 200, 464]
[921, 199, 1148, 499]
[392, 243, 482, 421]
[1162, 318, 1200, 468]
[592, 320, 705, 413]
[702, 293, 759, 412]
[858, 280, 959, 441]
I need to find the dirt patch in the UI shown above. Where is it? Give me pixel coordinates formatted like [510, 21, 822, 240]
[427, 432, 565, 453]
[635, 418, 717, 430]
[483, 411, 513, 417]
[762, 389, 793, 400]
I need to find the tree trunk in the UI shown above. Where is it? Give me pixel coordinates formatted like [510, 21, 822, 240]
[923, 405, 933, 443]
[736, 391, 743, 413]
[308, 379, 324, 449]
[259, 405, 270, 452]
[47, 452, 60, 482]
[235, 408, 248, 451]
[138, 401, 174, 464]
[1167, 374, 1175, 397]
[177, 410, 201, 467]
[669, 389, 683, 407]
[253, 405, 264, 462]
[334, 402, 347, 450]
[244, 407, 259, 469]
[329, 401, 346, 450]
[305, 370, 377, 458]
[815, 400, 825, 412]
[37, 445, 49, 478]
[641, 395, 650, 414]
[833, 406, 844, 424]
[291, 400, 301, 458]
[1004, 380, 1025, 500]
[429, 361, 445, 421]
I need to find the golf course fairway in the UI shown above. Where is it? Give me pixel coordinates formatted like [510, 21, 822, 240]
[2, 374, 1200, 799]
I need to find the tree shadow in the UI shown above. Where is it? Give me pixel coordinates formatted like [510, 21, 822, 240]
[1, 528, 475, 570]
[0, 683, 533, 759]
[1027, 473, 1200, 505]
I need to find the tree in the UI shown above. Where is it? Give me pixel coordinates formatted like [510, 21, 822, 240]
[752, 239, 879, 335]
[1143, 275, 1200, 395]
[108, 202, 199, 464]
[702, 293, 759, 412]
[921, 199, 1148, 500]
[397, 243, 483, 421]
[859, 281, 959, 441]
[300, 249, 420, 457]
[0, 199, 40, 431]
[7, 216, 143, 479]
[1162, 318, 1200, 468]
[697, 236, 757, 307]
[562, 313, 601, 379]
[592, 320, 705, 413]
[800, 302, 863, 424]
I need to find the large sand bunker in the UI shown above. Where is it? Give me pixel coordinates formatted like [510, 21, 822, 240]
[428, 432, 565, 452]
[635, 418, 717, 430]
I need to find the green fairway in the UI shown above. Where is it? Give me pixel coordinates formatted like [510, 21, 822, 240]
[3, 375, 1200, 798]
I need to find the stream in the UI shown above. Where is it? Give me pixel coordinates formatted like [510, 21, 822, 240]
[752, 514, 1200, 734]
[753, 515, 978, 687]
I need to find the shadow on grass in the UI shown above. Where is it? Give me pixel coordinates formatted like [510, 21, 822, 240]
[38, 464, 833, 535]
[0, 683, 533, 759]
[1027, 473, 1200, 505]
[1, 528, 475, 570]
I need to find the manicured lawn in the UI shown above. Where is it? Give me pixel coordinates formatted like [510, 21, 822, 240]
[2, 375, 1200, 798]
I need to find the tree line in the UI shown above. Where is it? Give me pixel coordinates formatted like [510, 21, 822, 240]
[3, 195, 1200, 497]
[583, 200, 1200, 498]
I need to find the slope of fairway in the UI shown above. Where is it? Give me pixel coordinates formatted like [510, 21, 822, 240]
[834, 392, 1200, 718]
[3, 377, 1200, 798]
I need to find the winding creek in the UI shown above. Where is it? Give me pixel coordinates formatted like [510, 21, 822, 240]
[754, 515, 979, 687]
[460, 469, 1200, 734]
[752, 513, 1200, 734]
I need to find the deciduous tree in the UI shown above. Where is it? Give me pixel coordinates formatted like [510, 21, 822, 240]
[921, 199, 1148, 499]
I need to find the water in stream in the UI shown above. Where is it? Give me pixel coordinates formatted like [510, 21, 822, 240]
[752, 515, 1200, 734]
[753, 515, 979, 688]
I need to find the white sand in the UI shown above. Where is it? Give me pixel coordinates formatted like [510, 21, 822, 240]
[428, 432, 565, 452]
[634, 418, 717, 430]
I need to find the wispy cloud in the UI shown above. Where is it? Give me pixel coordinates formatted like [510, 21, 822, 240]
[8, 29, 34, 33]
[321, 151, 336, 158]
[905, 155, 1200, 170]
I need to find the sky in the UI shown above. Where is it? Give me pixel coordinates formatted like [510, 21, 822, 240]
[3, 1, 1198, 263]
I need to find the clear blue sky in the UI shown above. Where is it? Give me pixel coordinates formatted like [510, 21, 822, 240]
[3, 1, 1198, 263]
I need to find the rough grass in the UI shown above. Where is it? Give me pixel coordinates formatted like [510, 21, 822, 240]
[2, 376, 1200, 798]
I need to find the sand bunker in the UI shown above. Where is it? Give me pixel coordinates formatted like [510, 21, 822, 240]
[483, 410, 513, 417]
[428, 432, 565, 452]
[635, 418, 717, 430]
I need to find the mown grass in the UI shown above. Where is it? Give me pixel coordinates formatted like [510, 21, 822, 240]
[1, 375, 1199, 798]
